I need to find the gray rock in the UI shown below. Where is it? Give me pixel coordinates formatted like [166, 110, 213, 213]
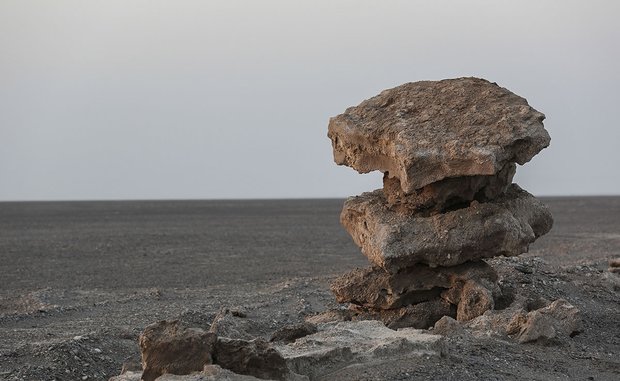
[382, 162, 516, 214]
[213, 337, 289, 381]
[517, 299, 582, 343]
[331, 261, 497, 310]
[209, 307, 254, 340]
[269, 322, 317, 344]
[138, 320, 217, 381]
[350, 299, 456, 329]
[464, 297, 582, 344]
[108, 366, 272, 381]
[328, 77, 549, 192]
[275, 320, 443, 380]
[341, 184, 553, 270]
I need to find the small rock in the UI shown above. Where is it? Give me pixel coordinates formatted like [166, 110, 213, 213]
[432, 316, 465, 336]
[210, 308, 254, 340]
[517, 299, 582, 343]
[456, 280, 496, 322]
[213, 337, 288, 381]
[269, 322, 317, 343]
[139, 320, 217, 381]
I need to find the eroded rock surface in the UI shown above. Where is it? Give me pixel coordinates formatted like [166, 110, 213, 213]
[139, 320, 217, 381]
[445, 297, 583, 343]
[213, 338, 289, 381]
[275, 320, 443, 380]
[342, 184, 553, 270]
[331, 261, 498, 310]
[328, 77, 549, 192]
[382, 163, 516, 214]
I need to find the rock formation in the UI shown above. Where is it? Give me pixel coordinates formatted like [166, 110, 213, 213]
[328, 77, 553, 327]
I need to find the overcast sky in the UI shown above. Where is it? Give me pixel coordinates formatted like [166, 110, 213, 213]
[1, 1, 618, 201]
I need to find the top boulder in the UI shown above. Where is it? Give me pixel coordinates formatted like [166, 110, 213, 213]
[328, 77, 550, 192]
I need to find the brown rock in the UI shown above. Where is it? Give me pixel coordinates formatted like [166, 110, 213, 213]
[349, 299, 456, 329]
[383, 163, 516, 214]
[328, 77, 549, 192]
[213, 337, 288, 381]
[138, 320, 217, 381]
[432, 316, 465, 336]
[455, 280, 496, 322]
[331, 261, 497, 309]
[341, 184, 553, 270]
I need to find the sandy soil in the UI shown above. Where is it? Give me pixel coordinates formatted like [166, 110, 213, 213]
[0, 197, 619, 380]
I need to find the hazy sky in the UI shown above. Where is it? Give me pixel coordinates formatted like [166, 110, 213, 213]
[1, 1, 619, 200]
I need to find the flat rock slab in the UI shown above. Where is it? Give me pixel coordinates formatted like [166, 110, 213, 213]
[328, 77, 549, 192]
[275, 320, 443, 380]
[341, 184, 553, 270]
[331, 261, 498, 313]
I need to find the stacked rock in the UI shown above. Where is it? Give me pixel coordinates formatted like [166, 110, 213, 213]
[327, 78, 554, 328]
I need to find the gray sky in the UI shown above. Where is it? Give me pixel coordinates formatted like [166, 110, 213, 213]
[1, 0, 619, 200]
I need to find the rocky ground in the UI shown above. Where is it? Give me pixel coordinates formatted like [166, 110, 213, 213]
[1, 197, 619, 380]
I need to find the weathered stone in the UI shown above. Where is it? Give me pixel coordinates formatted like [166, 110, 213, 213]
[108, 371, 141, 381]
[341, 184, 553, 270]
[383, 163, 516, 214]
[455, 280, 496, 322]
[463, 297, 582, 344]
[328, 77, 549, 192]
[270, 322, 317, 343]
[109, 366, 270, 381]
[275, 320, 443, 380]
[213, 337, 288, 381]
[305, 309, 352, 325]
[609, 258, 620, 273]
[350, 299, 456, 329]
[331, 261, 497, 309]
[517, 299, 582, 343]
[138, 320, 217, 381]
[432, 316, 465, 336]
[210, 307, 254, 340]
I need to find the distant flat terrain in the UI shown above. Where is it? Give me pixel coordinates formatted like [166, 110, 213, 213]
[2, 197, 619, 291]
[0, 197, 619, 381]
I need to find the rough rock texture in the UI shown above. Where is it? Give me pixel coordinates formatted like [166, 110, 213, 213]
[366, 299, 456, 329]
[331, 261, 498, 310]
[109, 366, 270, 381]
[342, 184, 553, 270]
[269, 322, 317, 344]
[328, 77, 550, 192]
[517, 299, 582, 343]
[139, 320, 217, 381]
[454, 297, 582, 343]
[454, 280, 496, 322]
[609, 258, 620, 273]
[213, 338, 289, 381]
[383, 163, 516, 214]
[209, 307, 254, 340]
[275, 320, 443, 380]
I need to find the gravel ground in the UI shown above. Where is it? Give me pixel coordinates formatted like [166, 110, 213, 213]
[0, 197, 619, 380]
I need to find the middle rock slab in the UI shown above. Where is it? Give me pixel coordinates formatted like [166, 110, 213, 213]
[341, 184, 552, 271]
